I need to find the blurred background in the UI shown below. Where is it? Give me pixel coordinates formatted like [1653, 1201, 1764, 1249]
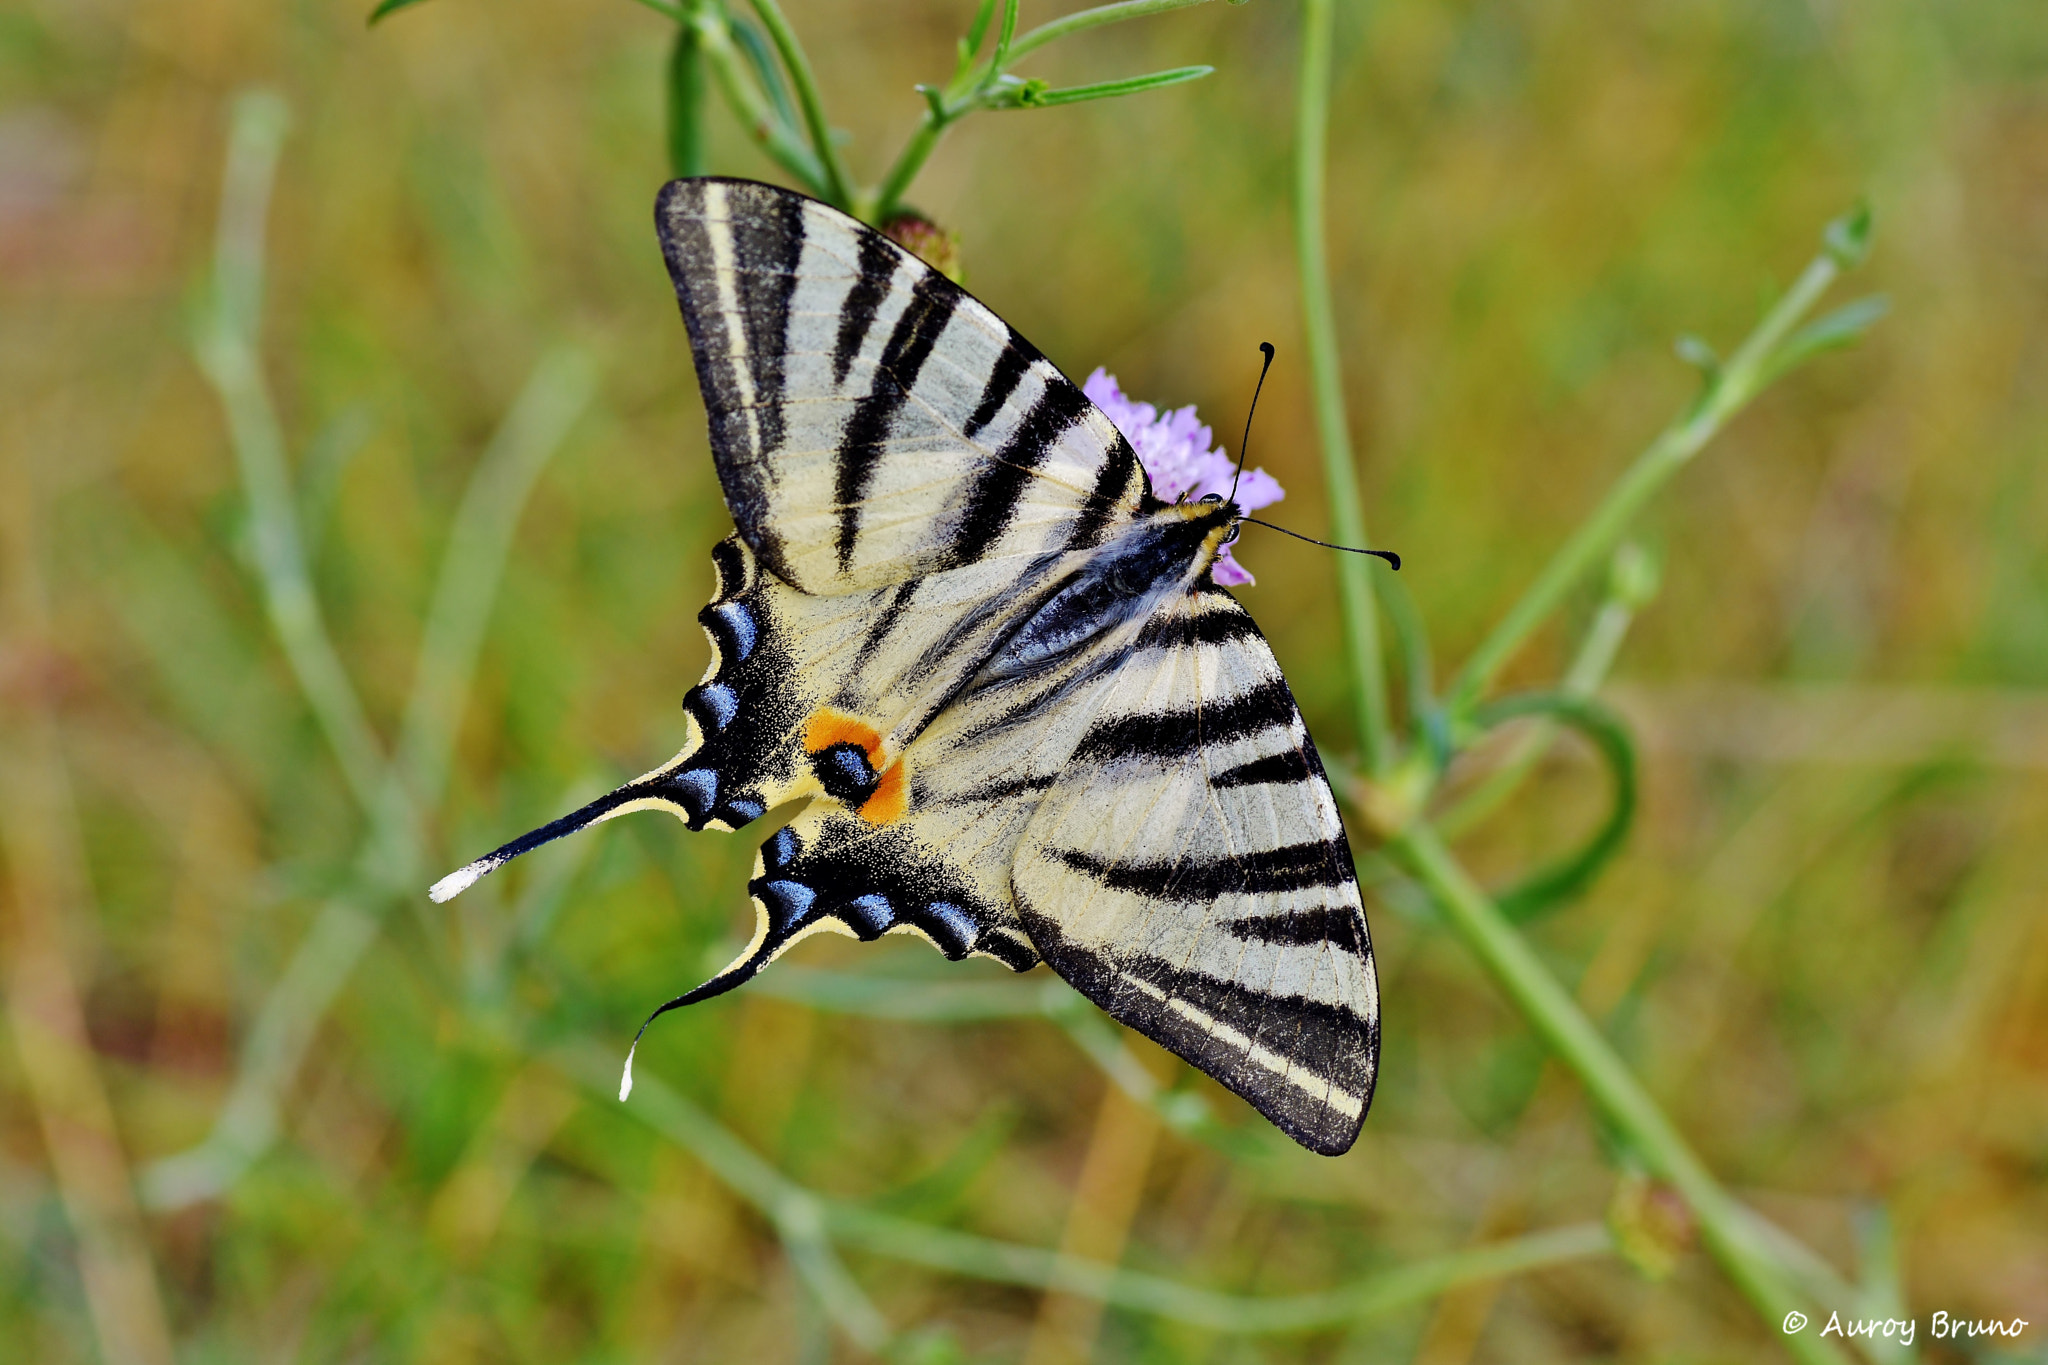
[4, 0, 2046, 1360]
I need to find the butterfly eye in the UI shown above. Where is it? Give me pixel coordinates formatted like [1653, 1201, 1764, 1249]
[1222, 524, 1242, 545]
[1198, 492, 1225, 505]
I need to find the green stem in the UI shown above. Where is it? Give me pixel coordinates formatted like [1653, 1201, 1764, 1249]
[1296, 0, 1392, 774]
[198, 94, 390, 822]
[747, 0, 853, 208]
[991, 0, 1019, 68]
[870, 115, 944, 223]
[1443, 250, 1843, 719]
[577, 1049, 1614, 1337]
[691, 5, 830, 198]
[156, 96, 593, 1212]
[830, 1208, 1612, 1333]
[1392, 823, 1850, 1365]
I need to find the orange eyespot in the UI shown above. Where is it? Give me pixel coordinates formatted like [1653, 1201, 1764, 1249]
[803, 707, 909, 825]
[859, 761, 908, 825]
[804, 708, 883, 765]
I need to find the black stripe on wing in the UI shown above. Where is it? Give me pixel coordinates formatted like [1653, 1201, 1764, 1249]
[963, 341, 1036, 440]
[946, 380, 1093, 567]
[1132, 606, 1263, 650]
[1070, 435, 1149, 547]
[657, 179, 808, 578]
[832, 231, 898, 387]
[1210, 749, 1314, 788]
[1216, 905, 1367, 951]
[1021, 907, 1376, 1156]
[1072, 678, 1296, 762]
[728, 190, 807, 455]
[834, 273, 964, 572]
[1055, 838, 1355, 898]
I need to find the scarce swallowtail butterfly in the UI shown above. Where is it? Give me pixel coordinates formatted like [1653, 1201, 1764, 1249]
[432, 178, 1385, 1155]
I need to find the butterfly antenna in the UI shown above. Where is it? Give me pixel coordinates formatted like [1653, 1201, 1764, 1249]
[1240, 517, 1401, 570]
[1229, 342, 1277, 507]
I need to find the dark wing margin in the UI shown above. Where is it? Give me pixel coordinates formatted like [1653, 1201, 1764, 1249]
[1011, 587, 1379, 1155]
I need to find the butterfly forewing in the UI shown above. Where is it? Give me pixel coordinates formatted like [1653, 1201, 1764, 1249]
[657, 178, 1150, 595]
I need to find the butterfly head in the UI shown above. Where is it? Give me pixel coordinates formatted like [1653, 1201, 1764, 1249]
[1197, 490, 1245, 546]
[1147, 492, 1244, 581]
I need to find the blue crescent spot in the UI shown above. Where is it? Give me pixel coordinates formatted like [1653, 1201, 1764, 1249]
[713, 602, 757, 662]
[759, 879, 817, 927]
[925, 901, 978, 955]
[694, 682, 739, 731]
[723, 797, 766, 824]
[671, 768, 718, 820]
[844, 894, 893, 935]
[763, 826, 800, 870]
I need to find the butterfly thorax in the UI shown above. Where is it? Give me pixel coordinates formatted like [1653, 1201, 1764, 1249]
[975, 501, 1238, 687]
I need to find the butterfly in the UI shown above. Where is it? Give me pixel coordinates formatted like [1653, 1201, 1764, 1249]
[432, 178, 1383, 1155]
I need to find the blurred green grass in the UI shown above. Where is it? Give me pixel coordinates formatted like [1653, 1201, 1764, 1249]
[4, 0, 2047, 1361]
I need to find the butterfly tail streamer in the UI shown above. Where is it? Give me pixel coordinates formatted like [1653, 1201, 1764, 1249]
[619, 922, 784, 1100]
[428, 772, 702, 903]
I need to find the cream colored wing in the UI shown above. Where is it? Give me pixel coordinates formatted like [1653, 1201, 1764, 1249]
[657, 177, 1150, 595]
[432, 530, 1083, 898]
[1012, 586, 1379, 1156]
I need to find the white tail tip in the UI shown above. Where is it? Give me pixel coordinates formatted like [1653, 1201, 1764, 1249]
[428, 862, 485, 904]
[618, 1040, 638, 1102]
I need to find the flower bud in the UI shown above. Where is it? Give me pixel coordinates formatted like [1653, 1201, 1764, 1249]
[882, 211, 965, 285]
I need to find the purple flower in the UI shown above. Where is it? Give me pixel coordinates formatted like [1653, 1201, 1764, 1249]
[1083, 368, 1283, 586]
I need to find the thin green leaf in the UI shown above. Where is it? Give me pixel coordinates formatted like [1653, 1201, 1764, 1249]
[666, 21, 709, 178]
[745, 0, 852, 208]
[1006, 0, 1223, 65]
[366, 0, 435, 25]
[1849, 1204, 1919, 1365]
[689, 4, 829, 196]
[1823, 201, 1874, 269]
[1760, 294, 1888, 386]
[1468, 691, 1638, 923]
[962, 0, 999, 61]
[992, 0, 1020, 68]
[730, 12, 798, 130]
[1000, 64, 1213, 109]
[1673, 333, 1719, 375]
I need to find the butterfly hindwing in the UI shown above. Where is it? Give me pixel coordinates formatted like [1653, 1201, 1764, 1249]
[684, 527, 1211, 1004]
[1011, 586, 1379, 1156]
[657, 178, 1150, 595]
[659, 531, 1097, 835]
